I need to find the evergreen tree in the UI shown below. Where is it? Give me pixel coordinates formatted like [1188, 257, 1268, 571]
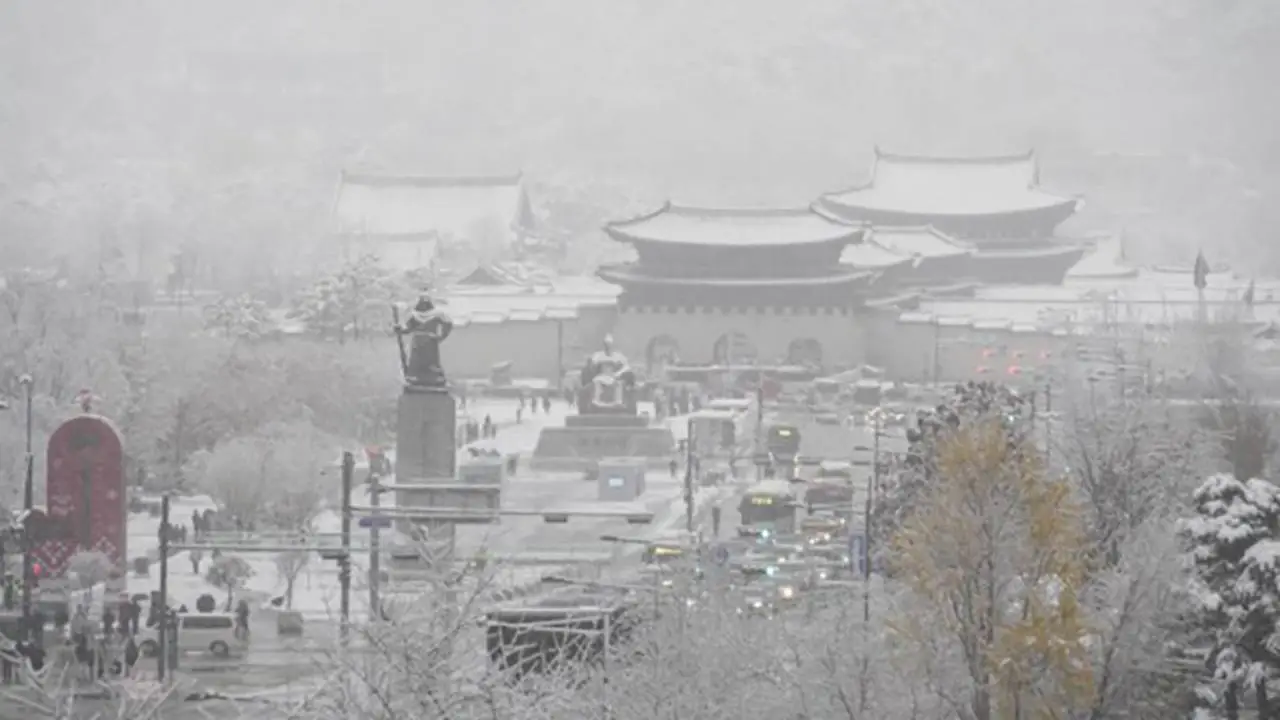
[1180, 473, 1280, 718]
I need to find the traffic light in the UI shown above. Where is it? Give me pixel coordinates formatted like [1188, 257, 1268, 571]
[365, 446, 392, 478]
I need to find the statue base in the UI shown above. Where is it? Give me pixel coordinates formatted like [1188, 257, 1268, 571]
[396, 391, 457, 481]
[565, 414, 648, 429]
[531, 413, 674, 473]
[403, 382, 450, 395]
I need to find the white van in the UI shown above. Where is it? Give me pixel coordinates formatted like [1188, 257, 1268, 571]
[137, 613, 247, 658]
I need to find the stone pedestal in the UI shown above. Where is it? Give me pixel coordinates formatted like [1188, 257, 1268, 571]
[531, 413, 675, 473]
[396, 391, 456, 481]
[394, 390, 500, 538]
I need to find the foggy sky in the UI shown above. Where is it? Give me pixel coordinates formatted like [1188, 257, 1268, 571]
[0, 0, 1276, 270]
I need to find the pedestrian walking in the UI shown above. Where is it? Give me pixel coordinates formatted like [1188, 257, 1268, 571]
[234, 599, 250, 640]
[668, 458, 678, 478]
[190, 549, 204, 575]
[711, 506, 722, 537]
[542, 396, 551, 414]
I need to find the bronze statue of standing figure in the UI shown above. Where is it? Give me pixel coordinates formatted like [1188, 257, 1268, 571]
[393, 293, 454, 392]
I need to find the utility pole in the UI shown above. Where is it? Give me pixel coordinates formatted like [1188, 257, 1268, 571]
[158, 495, 170, 681]
[339, 451, 353, 647]
[755, 383, 764, 481]
[19, 374, 33, 641]
[858, 409, 882, 715]
[684, 417, 695, 535]
[368, 469, 382, 621]
[1044, 380, 1053, 469]
[863, 411, 879, 623]
[556, 318, 565, 392]
[931, 318, 941, 385]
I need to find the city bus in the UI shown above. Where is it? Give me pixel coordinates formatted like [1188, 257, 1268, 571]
[737, 480, 799, 538]
[764, 424, 802, 478]
[765, 424, 801, 459]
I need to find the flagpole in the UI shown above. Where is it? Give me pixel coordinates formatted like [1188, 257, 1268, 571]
[1194, 251, 1209, 325]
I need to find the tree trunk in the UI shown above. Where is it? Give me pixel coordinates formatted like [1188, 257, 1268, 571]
[226, 587, 233, 612]
[286, 578, 295, 610]
[1226, 680, 1239, 720]
[1259, 678, 1271, 720]
[972, 687, 991, 720]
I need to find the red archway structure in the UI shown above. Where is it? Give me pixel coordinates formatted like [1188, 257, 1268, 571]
[39, 415, 126, 587]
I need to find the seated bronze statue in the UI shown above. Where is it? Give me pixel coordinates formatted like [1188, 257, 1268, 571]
[577, 336, 637, 415]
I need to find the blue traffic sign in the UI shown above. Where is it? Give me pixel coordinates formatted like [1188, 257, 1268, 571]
[358, 516, 392, 529]
[849, 533, 866, 576]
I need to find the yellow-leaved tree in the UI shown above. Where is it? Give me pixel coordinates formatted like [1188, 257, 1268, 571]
[890, 418, 1093, 720]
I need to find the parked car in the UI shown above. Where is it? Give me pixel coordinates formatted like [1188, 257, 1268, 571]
[136, 612, 247, 658]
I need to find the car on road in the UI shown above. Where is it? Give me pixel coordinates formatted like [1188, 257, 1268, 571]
[137, 612, 247, 659]
[804, 544, 853, 578]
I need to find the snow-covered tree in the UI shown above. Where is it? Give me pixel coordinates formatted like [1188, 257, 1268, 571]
[1081, 516, 1195, 719]
[1180, 473, 1280, 717]
[288, 253, 393, 342]
[186, 420, 339, 530]
[202, 292, 276, 340]
[1058, 380, 1213, 566]
[65, 550, 116, 606]
[274, 550, 309, 610]
[0, 661, 198, 720]
[205, 555, 254, 612]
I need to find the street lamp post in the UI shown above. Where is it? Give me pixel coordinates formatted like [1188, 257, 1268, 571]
[858, 406, 885, 715]
[684, 417, 695, 535]
[19, 374, 33, 640]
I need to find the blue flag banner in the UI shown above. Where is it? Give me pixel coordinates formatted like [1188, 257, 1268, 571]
[849, 533, 866, 576]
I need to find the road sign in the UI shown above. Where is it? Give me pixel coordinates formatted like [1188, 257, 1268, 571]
[849, 533, 866, 576]
[358, 516, 392, 529]
[710, 544, 731, 567]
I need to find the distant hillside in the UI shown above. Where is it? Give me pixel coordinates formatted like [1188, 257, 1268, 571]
[0, 0, 1276, 276]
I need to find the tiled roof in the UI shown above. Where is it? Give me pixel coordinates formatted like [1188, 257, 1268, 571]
[821, 149, 1077, 217]
[839, 240, 915, 269]
[604, 203, 862, 247]
[867, 226, 972, 259]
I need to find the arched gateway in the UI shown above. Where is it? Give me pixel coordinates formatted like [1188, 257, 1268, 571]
[712, 332, 757, 365]
[786, 338, 824, 369]
[646, 335, 681, 371]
